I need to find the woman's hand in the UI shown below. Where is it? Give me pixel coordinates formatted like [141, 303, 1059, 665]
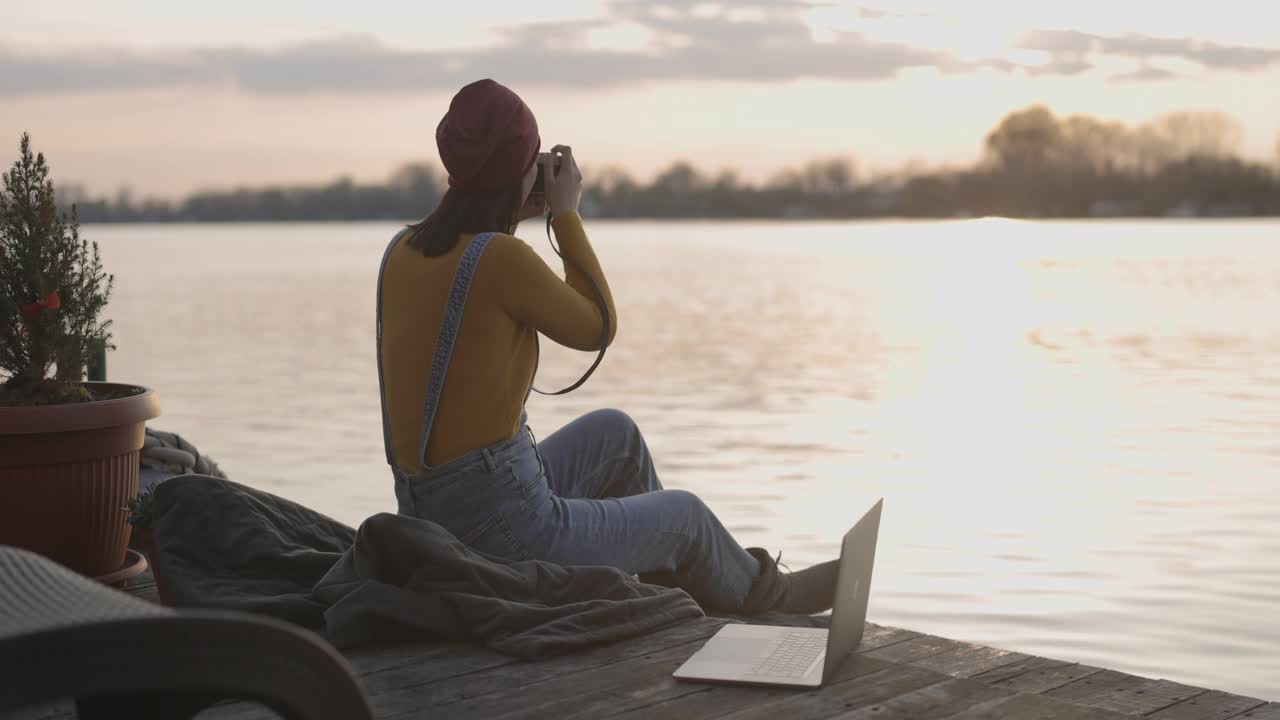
[544, 145, 582, 216]
[516, 190, 546, 223]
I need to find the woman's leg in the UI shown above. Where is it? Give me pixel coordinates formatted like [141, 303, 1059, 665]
[534, 408, 661, 499]
[527, 409, 761, 611]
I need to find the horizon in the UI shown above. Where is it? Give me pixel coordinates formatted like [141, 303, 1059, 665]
[37, 101, 1280, 204]
[5, 1, 1280, 198]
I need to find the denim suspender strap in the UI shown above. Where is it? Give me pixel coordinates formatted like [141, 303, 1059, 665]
[415, 232, 498, 470]
[375, 228, 410, 467]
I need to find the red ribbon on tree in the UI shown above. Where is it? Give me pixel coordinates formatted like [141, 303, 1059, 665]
[20, 291, 61, 321]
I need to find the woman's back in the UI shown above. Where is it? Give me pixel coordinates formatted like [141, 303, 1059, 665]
[380, 230, 536, 471]
[379, 213, 613, 472]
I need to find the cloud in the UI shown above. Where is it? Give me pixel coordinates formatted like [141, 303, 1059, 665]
[1016, 29, 1097, 55]
[1002, 58, 1095, 77]
[1109, 66, 1179, 83]
[1016, 29, 1280, 76]
[2, 2, 1278, 97]
[0, 47, 224, 96]
[0, 3, 947, 97]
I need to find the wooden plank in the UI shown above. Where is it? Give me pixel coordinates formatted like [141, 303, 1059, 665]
[349, 642, 506, 679]
[158, 642, 520, 720]
[944, 692, 1135, 719]
[862, 635, 971, 664]
[349, 616, 729, 681]
[370, 621, 913, 718]
[829, 677, 1016, 719]
[362, 616, 726, 697]
[489, 643, 701, 719]
[1090, 679, 1206, 715]
[371, 618, 730, 718]
[1230, 703, 1280, 720]
[4, 700, 77, 719]
[1000, 663, 1105, 694]
[912, 644, 1031, 678]
[971, 656, 1071, 685]
[609, 651, 896, 719]
[1150, 690, 1268, 720]
[858, 624, 923, 652]
[481, 617, 921, 717]
[410, 641, 714, 720]
[603, 623, 919, 720]
[501, 630, 930, 720]
[1044, 669, 1151, 706]
[357, 645, 515, 696]
[714, 664, 952, 720]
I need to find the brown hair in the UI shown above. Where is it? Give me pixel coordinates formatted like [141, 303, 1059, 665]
[406, 184, 523, 257]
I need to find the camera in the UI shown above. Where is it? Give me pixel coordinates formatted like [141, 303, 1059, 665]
[531, 151, 562, 194]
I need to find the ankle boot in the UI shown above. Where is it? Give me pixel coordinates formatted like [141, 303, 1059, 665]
[741, 547, 841, 615]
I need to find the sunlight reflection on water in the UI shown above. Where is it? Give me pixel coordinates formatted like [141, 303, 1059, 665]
[95, 218, 1280, 699]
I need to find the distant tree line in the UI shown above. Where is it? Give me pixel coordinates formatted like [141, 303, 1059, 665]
[67, 164, 442, 223]
[66, 106, 1280, 222]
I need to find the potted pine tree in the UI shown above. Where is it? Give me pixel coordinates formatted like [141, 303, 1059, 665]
[0, 133, 160, 579]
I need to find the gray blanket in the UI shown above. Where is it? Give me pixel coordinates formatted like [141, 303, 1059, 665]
[148, 475, 704, 658]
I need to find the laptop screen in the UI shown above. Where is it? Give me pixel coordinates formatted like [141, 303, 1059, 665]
[822, 499, 882, 684]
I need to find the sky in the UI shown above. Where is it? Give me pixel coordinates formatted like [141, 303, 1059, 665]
[3, 0, 1280, 198]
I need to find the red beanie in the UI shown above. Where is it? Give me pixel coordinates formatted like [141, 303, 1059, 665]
[436, 79, 541, 192]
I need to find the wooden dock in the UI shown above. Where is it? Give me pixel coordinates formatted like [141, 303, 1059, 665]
[32, 574, 1280, 719]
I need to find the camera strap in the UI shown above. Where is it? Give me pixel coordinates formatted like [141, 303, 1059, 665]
[528, 211, 610, 397]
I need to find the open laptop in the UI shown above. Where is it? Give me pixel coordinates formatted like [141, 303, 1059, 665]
[673, 498, 882, 688]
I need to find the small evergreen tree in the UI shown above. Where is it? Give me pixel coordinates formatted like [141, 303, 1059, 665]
[0, 133, 114, 406]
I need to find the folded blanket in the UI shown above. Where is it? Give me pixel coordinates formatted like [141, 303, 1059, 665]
[141, 428, 227, 480]
[148, 475, 704, 658]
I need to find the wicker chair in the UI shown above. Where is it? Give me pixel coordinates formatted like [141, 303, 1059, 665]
[0, 545, 372, 719]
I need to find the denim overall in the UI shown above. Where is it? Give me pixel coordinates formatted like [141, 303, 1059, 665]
[375, 229, 759, 611]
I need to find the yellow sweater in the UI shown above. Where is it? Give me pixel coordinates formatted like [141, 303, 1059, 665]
[379, 211, 616, 471]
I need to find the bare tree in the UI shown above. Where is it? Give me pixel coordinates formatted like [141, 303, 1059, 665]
[1145, 111, 1243, 158]
[799, 157, 856, 195]
[984, 105, 1064, 170]
[586, 165, 638, 195]
[1128, 125, 1178, 174]
[1060, 115, 1134, 172]
[650, 162, 706, 194]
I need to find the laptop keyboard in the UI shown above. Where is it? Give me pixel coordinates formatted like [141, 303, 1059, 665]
[749, 630, 826, 678]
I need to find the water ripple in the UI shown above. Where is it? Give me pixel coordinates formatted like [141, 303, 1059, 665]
[94, 219, 1280, 702]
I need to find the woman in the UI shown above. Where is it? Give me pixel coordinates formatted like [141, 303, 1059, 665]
[376, 79, 837, 614]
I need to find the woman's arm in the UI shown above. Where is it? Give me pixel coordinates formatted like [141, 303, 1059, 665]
[494, 211, 617, 351]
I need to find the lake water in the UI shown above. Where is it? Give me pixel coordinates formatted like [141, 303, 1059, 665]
[91, 218, 1280, 699]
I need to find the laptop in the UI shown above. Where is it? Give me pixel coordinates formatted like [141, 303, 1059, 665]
[673, 499, 882, 688]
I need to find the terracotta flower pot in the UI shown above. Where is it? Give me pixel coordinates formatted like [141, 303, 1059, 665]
[132, 526, 174, 605]
[0, 382, 160, 577]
